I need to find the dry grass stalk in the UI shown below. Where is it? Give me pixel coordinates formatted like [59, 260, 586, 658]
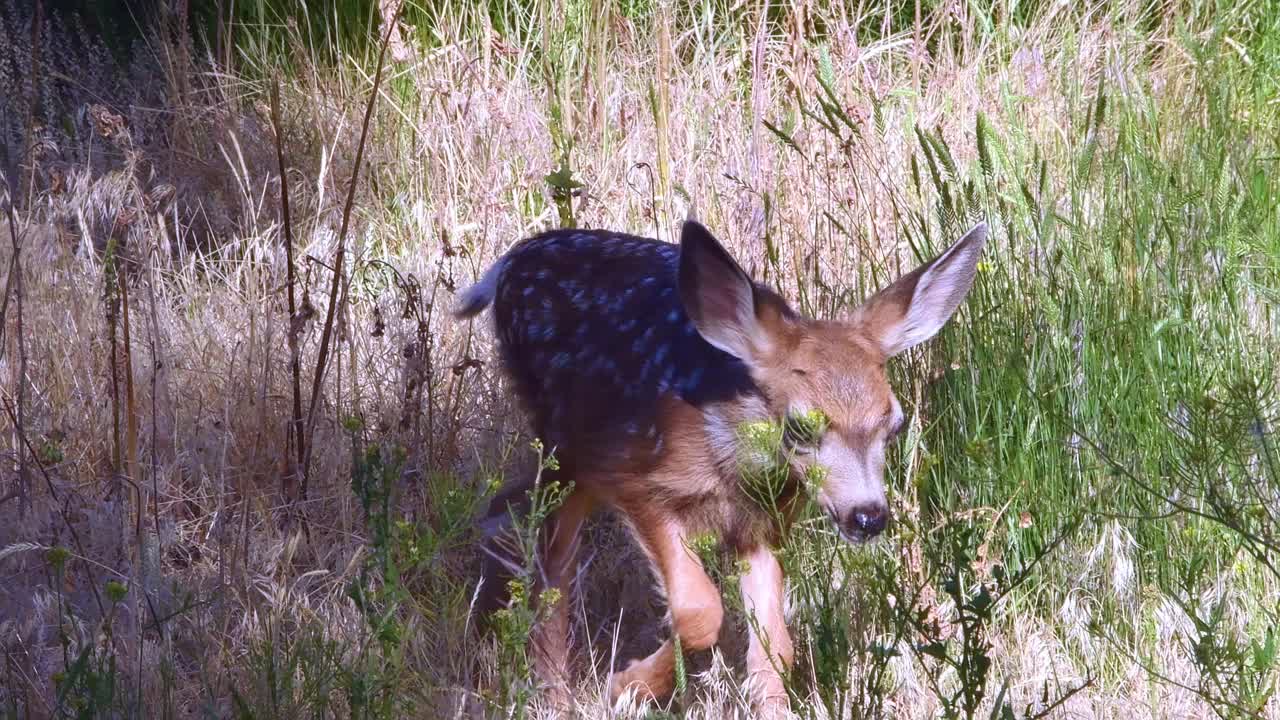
[270, 77, 306, 500]
[2, 166, 28, 513]
[118, 261, 140, 538]
[653, 1, 673, 222]
[301, 0, 406, 505]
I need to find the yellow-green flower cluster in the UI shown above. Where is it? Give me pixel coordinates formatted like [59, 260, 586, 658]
[734, 409, 832, 512]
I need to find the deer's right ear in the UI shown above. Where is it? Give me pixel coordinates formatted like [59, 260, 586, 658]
[678, 221, 772, 361]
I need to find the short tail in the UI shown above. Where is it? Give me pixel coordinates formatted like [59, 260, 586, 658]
[453, 256, 508, 319]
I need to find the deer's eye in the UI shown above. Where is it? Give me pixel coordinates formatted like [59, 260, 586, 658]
[783, 409, 829, 448]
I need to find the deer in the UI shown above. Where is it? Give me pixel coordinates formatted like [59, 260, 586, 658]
[455, 218, 987, 715]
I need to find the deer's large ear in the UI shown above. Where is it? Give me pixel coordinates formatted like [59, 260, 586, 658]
[856, 222, 988, 358]
[679, 221, 775, 361]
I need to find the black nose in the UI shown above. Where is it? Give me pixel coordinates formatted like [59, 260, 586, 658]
[845, 504, 889, 539]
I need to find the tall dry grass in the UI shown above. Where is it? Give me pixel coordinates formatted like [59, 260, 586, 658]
[1, 1, 1277, 718]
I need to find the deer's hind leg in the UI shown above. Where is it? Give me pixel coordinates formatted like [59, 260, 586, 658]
[532, 486, 594, 705]
[608, 512, 724, 703]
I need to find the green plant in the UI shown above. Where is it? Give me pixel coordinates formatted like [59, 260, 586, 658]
[48, 548, 125, 719]
[344, 435, 411, 719]
[486, 440, 574, 717]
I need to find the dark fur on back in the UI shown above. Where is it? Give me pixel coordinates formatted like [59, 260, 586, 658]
[468, 228, 771, 615]
[491, 229, 764, 468]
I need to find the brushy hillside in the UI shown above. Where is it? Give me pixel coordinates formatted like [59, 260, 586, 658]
[1, 1, 1277, 718]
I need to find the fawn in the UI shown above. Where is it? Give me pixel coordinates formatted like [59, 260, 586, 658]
[457, 219, 987, 714]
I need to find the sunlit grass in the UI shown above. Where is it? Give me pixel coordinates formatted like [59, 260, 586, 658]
[1, 0, 1277, 718]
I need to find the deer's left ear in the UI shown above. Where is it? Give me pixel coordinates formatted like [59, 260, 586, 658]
[856, 222, 988, 358]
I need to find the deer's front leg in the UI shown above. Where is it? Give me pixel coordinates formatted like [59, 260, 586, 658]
[609, 518, 723, 703]
[739, 544, 794, 715]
